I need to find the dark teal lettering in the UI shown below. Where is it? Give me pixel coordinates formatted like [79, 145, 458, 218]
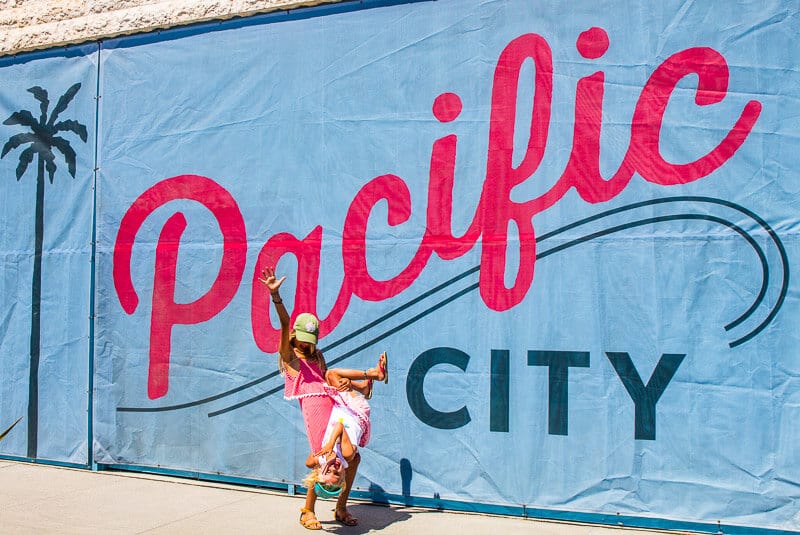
[406, 347, 471, 429]
[528, 350, 590, 435]
[490, 349, 510, 432]
[606, 352, 685, 440]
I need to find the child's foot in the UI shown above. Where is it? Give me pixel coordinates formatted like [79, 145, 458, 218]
[375, 352, 388, 384]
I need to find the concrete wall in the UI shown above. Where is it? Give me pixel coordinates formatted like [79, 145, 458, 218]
[0, 0, 341, 56]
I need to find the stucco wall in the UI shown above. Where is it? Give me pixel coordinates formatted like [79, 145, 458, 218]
[0, 0, 341, 56]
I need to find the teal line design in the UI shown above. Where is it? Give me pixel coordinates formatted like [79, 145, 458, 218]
[537, 195, 789, 341]
[207, 282, 478, 417]
[537, 212, 769, 341]
[115, 196, 789, 415]
[0, 417, 23, 442]
[117, 267, 479, 413]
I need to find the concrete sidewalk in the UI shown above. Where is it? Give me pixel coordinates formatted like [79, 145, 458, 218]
[0, 460, 685, 534]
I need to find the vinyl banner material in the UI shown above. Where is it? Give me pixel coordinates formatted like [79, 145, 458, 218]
[0, 46, 97, 464]
[89, 0, 799, 531]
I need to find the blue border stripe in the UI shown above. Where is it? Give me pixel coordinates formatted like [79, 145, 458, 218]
[92, 463, 799, 535]
[0, 42, 96, 65]
[0, 454, 88, 470]
[97, 463, 290, 492]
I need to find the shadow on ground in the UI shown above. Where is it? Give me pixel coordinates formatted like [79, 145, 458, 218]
[317, 502, 456, 533]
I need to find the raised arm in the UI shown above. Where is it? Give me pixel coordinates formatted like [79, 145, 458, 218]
[305, 450, 318, 469]
[258, 266, 292, 364]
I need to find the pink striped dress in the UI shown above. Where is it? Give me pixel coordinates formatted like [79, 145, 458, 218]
[284, 356, 336, 451]
[330, 390, 371, 447]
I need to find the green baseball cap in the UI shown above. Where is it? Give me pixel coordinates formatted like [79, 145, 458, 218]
[293, 312, 319, 344]
[314, 481, 342, 498]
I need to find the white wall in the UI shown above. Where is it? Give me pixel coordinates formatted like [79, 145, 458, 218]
[0, 0, 341, 56]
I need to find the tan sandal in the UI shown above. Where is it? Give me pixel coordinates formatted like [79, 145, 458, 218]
[299, 508, 321, 530]
[335, 508, 359, 526]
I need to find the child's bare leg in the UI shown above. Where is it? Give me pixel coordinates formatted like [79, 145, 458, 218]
[329, 365, 384, 382]
[330, 368, 372, 380]
[348, 379, 370, 396]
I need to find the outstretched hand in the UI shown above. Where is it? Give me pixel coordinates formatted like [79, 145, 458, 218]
[258, 266, 286, 294]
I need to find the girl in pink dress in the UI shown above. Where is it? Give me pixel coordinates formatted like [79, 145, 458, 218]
[259, 267, 386, 530]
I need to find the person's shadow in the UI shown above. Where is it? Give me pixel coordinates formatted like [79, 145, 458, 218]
[318, 501, 411, 533]
[319, 458, 425, 533]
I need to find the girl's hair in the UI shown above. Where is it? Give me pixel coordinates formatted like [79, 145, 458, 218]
[302, 467, 320, 488]
[278, 331, 324, 374]
[302, 466, 345, 492]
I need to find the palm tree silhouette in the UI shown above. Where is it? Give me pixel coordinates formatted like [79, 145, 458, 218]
[2, 83, 87, 458]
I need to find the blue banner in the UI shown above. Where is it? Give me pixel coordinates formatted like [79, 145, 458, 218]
[2, 0, 799, 531]
[0, 45, 97, 464]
